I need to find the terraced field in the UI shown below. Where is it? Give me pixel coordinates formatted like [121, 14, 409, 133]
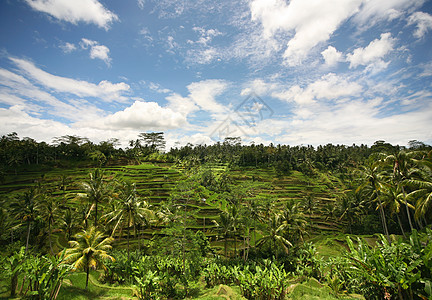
[1, 162, 347, 254]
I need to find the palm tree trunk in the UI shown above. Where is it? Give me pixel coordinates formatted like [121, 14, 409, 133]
[25, 220, 31, 253]
[10, 273, 18, 297]
[396, 212, 406, 238]
[377, 196, 390, 241]
[224, 236, 227, 258]
[85, 266, 90, 290]
[49, 221, 54, 255]
[401, 186, 414, 231]
[94, 200, 98, 227]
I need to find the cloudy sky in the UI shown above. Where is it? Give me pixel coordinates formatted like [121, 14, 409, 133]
[0, 0, 431, 149]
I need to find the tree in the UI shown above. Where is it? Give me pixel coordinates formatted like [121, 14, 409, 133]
[80, 169, 111, 227]
[337, 191, 366, 234]
[381, 150, 417, 231]
[257, 214, 292, 259]
[62, 226, 114, 290]
[138, 132, 166, 153]
[302, 193, 318, 230]
[405, 152, 432, 224]
[356, 162, 390, 241]
[213, 211, 233, 258]
[280, 199, 307, 244]
[104, 181, 154, 260]
[38, 196, 60, 254]
[11, 188, 39, 253]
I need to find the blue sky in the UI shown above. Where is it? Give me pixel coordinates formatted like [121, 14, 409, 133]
[0, 0, 431, 149]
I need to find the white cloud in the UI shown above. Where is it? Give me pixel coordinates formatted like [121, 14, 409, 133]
[240, 79, 278, 96]
[277, 100, 432, 146]
[10, 57, 129, 102]
[250, 0, 362, 66]
[25, 0, 118, 30]
[137, 0, 145, 10]
[346, 32, 395, 69]
[408, 11, 432, 38]
[60, 42, 77, 53]
[321, 46, 343, 66]
[272, 73, 362, 105]
[80, 100, 187, 130]
[186, 79, 228, 113]
[80, 38, 111, 65]
[354, 0, 425, 26]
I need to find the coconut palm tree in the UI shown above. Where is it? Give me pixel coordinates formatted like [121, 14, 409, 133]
[38, 195, 60, 254]
[11, 188, 39, 253]
[80, 169, 111, 227]
[356, 162, 390, 241]
[104, 181, 154, 260]
[405, 153, 432, 224]
[62, 226, 114, 290]
[213, 211, 233, 258]
[280, 199, 307, 244]
[381, 150, 418, 231]
[257, 214, 292, 259]
[245, 198, 264, 248]
[337, 191, 365, 234]
[302, 193, 318, 230]
[380, 184, 407, 236]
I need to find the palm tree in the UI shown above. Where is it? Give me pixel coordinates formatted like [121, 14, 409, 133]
[302, 193, 318, 230]
[62, 226, 114, 290]
[38, 195, 60, 254]
[245, 198, 264, 248]
[381, 184, 407, 237]
[80, 169, 111, 227]
[104, 181, 154, 260]
[280, 200, 307, 244]
[213, 211, 233, 258]
[381, 150, 417, 231]
[11, 188, 39, 253]
[257, 214, 292, 259]
[337, 191, 365, 234]
[60, 208, 76, 240]
[405, 153, 432, 224]
[356, 162, 390, 241]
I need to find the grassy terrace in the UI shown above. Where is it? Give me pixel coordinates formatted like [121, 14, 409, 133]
[1, 161, 348, 254]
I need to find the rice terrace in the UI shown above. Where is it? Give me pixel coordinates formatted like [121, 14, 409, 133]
[0, 134, 431, 299]
[1, 0, 432, 299]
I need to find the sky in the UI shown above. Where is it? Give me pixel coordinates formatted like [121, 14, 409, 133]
[0, 0, 432, 149]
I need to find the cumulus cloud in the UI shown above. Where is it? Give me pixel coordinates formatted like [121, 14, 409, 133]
[60, 42, 77, 53]
[276, 100, 432, 146]
[250, 0, 362, 66]
[353, 0, 425, 26]
[10, 57, 129, 101]
[186, 79, 228, 113]
[408, 11, 432, 38]
[25, 0, 118, 30]
[321, 46, 343, 66]
[80, 38, 111, 65]
[80, 100, 187, 130]
[346, 33, 395, 69]
[272, 73, 362, 105]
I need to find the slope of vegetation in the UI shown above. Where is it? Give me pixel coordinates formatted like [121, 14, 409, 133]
[0, 132, 431, 299]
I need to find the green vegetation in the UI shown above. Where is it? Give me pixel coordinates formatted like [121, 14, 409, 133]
[0, 133, 431, 299]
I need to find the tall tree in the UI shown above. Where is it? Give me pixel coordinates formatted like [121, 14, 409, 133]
[80, 169, 111, 227]
[38, 195, 60, 254]
[104, 181, 154, 260]
[138, 132, 166, 152]
[257, 214, 292, 259]
[11, 188, 39, 253]
[62, 226, 114, 290]
[381, 150, 417, 231]
[356, 162, 390, 241]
